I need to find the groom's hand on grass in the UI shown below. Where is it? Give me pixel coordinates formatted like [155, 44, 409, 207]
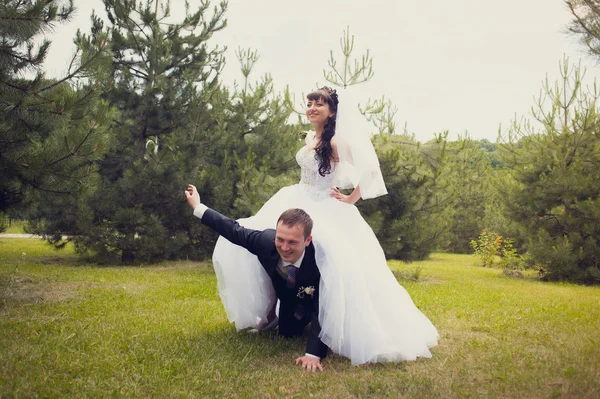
[185, 184, 201, 210]
[295, 355, 323, 372]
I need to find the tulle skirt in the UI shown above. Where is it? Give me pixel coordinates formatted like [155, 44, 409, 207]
[212, 183, 439, 364]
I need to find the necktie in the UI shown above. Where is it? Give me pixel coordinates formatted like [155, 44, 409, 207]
[286, 265, 297, 288]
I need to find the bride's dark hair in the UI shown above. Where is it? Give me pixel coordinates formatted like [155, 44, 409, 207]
[307, 86, 339, 176]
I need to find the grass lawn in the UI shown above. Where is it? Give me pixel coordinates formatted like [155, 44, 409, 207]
[1, 238, 599, 398]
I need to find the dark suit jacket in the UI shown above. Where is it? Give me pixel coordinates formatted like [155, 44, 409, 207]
[201, 208, 328, 358]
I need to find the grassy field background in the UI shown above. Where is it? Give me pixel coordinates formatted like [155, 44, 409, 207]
[1, 238, 599, 398]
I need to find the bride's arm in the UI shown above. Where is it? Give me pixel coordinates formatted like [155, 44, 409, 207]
[331, 186, 361, 205]
[330, 136, 361, 204]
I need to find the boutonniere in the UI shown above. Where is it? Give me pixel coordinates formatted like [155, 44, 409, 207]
[297, 286, 315, 298]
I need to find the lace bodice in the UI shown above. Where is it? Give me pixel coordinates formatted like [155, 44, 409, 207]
[296, 146, 337, 199]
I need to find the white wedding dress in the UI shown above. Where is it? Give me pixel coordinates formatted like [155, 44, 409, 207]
[212, 146, 438, 364]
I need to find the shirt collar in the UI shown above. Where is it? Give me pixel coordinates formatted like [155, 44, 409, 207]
[282, 250, 305, 269]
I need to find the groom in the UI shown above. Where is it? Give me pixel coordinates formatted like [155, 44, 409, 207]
[185, 184, 328, 371]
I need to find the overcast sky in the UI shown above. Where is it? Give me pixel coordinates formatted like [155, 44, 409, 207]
[45, 0, 600, 142]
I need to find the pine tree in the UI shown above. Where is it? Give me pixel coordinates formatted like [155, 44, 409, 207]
[0, 0, 112, 219]
[31, 0, 228, 263]
[566, 0, 600, 59]
[499, 58, 600, 283]
[438, 137, 501, 253]
[359, 133, 450, 260]
[222, 48, 301, 216]
[184, 47, 304, 253]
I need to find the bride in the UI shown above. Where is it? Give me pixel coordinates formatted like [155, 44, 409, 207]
[212, 86, 438, 365]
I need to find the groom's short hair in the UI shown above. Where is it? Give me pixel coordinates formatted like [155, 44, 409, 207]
[277, 208, 313, 239]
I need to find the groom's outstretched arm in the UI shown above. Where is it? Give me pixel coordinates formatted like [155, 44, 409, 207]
[201, 208, 269, 256]
[185, 184, 270, 257]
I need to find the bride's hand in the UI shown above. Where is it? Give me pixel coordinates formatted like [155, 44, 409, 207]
[331, 187, 351, 204]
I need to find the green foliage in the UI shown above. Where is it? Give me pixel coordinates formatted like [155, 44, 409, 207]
[478, 138, 504, 169]
[0, 0, 113, 213]
[470, 230, 501, 267]
[323, 26, 373, 89]
[217, 50, 302, 217]
[434, 136, 515, 255]
[438, 137, 502, 253]
[566, 0, 600, 60]
[499, 58, 600, 284]
[529, 230, 600, 283]
[470, 230, 525, 270]
[360, 96, 398, 135]
[24, 1, 305, 264]
[359, 134, 450, 260]
[27, 0, 229, 263]
[498, 236, 525, 271]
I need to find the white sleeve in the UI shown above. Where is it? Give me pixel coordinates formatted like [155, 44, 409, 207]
[193, 204, 209, 219]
